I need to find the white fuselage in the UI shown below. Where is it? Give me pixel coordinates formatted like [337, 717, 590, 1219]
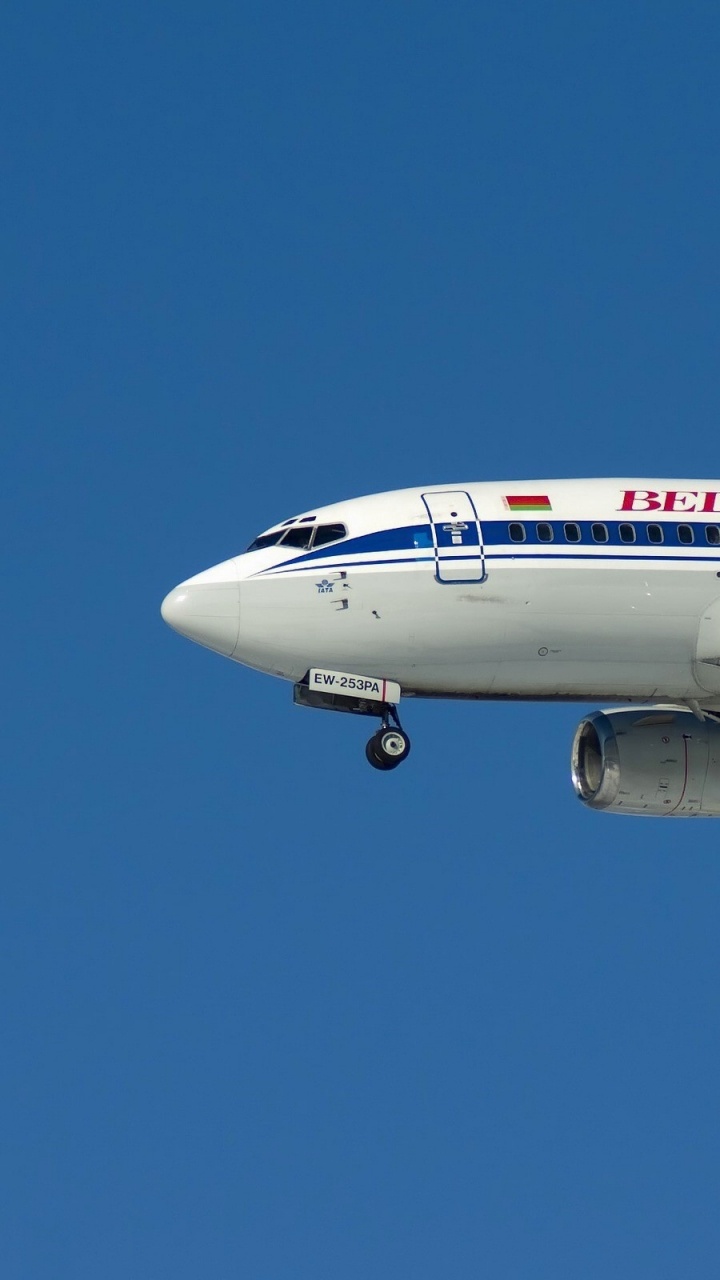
[161, 479, 720, 710]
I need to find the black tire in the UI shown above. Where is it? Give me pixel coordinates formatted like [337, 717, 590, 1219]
[365, 736, 394, 770]
[365, 727, 410, 770]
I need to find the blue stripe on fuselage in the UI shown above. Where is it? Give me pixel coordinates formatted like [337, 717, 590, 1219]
[251, 517, 720, 575]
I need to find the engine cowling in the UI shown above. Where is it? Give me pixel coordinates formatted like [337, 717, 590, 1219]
[571, 707, 720, 817]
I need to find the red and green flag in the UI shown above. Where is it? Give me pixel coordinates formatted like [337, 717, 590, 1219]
[504, 494, 552, 513]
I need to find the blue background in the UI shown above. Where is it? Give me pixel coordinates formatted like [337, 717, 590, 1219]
[3, 2, 720, 1275]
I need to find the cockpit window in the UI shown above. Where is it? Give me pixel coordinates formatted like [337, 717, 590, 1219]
[247, 531, 285, 551]
[281, 526, 314, 549]
[247, 521, 347, 553]
[312, 523, 347, 547]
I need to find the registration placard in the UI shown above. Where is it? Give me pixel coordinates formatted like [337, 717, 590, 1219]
[308, 669, 401, 703]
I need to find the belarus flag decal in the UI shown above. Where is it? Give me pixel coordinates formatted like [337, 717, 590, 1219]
[504, 494, 553, 512]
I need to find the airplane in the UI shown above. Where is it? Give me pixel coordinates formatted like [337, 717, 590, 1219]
[161, 479, 720, 817]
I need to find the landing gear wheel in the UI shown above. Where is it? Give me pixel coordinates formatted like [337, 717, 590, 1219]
[365, 737, 393, 770]
[365, 726, 411, 770]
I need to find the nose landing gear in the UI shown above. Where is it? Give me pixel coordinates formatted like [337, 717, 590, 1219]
[365, 717, 411, 771]
[293, 669, 411, 770]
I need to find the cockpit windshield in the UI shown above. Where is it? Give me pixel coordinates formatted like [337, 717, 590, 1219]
[246, 522, 347, 553]
[312, 523, 347, 547]
[282, 526, 315, 549]
[246, 531, 285, 551]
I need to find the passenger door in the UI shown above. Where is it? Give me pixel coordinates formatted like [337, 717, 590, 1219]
[421, 490, 486, 583]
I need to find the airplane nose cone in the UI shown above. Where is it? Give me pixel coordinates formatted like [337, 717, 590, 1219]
[161, 561, 240, 657]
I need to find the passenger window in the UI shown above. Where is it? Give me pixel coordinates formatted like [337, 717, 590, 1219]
[509, 523, 526, 543]
[678, 525, 694, 545]
[592, 523, 609, 543]
[647, 524, 664, 544]
[312, 523, 347, 547]
[247, 531, 285, 551]
[706, 525, 720, 546]
[619, 523, 636, 544]
[536, 522, 553, 542]
[281, 526, 314, 549]
[564, 522, 581, 543]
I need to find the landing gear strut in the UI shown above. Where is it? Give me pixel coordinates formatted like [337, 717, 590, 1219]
[365, 708, 411, 771]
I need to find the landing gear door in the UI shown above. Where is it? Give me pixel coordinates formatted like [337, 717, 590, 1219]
[421, 490, 485, 583]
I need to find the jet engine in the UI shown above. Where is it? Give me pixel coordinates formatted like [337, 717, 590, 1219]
[571, 707, 720, 817]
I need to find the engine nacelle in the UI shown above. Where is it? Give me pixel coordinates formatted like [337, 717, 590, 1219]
[571, 707, 720, 817]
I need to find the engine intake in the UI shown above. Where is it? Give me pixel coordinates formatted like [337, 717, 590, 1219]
[571, 707, 720, 817]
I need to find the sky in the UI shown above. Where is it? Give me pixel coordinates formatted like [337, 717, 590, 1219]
[3, 1, 720, 1275]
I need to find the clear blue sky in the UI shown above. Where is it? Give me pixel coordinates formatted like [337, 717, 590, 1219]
[3, 2, 720, 1276]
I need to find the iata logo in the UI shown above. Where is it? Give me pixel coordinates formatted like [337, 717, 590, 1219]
[619, 489, 720, 513]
